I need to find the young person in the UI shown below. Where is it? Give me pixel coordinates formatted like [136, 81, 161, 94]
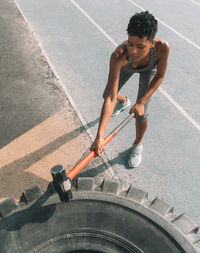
[91, 11, 170, 167]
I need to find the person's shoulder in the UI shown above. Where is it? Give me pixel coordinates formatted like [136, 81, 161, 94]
[156, 37, 170, 49]
[155, 38, 170, 59]
[110, 49, 128, 66]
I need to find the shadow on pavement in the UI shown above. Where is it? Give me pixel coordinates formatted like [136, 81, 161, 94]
[76, 148, 133, 180]
[0, 117, 99, 200]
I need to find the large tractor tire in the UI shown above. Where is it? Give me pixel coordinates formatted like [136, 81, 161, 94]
[0, 177, 199, 253]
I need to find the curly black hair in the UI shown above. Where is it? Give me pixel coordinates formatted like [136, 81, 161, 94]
[127, 11, 158, 41]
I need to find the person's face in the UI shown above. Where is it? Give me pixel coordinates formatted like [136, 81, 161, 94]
[127, 35, 154, 63]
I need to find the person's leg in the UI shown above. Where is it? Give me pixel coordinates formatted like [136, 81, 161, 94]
[128, 69, 156, 167]
[134, 69, 156, 143]
[134, 119, 148, 145]
[103, 66, 133, 101]
[116, 67, 133, 103]
[103, 66, 133, 116]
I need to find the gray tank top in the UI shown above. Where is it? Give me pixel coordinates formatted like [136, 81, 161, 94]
[125, 46, 157, 73]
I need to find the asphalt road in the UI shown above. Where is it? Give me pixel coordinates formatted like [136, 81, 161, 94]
[0, 0, 112, 201]
[11, 0, 200, 225]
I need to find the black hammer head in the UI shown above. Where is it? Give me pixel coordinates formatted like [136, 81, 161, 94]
[51, 165, 72, 202]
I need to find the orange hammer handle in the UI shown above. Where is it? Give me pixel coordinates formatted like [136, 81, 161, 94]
[67, 134, 114, 180]
[67, 113, 134, 180]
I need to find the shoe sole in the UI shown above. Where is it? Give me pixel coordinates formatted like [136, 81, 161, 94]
[128, 159, 141, 168]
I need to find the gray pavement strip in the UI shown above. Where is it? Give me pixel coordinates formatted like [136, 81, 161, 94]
[0, 0, 114, 201]
[14, 0, 200, 227]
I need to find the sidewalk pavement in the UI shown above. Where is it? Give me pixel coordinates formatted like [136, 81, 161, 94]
[0, 0, 112, 202]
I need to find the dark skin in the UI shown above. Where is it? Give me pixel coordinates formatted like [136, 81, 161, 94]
[91, 35, 170, 155]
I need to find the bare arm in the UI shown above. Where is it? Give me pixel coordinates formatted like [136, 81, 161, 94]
[91, 53, 125, 155]
[130, 41, 170, 116]
[114, 41, 128, 57]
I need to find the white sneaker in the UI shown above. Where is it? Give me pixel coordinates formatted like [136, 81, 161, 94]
[112, 97, 131, 117]
[128, 144, 143, 168]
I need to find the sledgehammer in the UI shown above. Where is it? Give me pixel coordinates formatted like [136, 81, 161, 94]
[51, 113, 135, 202]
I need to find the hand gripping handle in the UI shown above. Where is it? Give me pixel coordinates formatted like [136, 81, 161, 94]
[67, 113, 135, 180]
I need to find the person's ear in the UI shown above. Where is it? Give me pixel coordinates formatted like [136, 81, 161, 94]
[151, 40, 155, 48]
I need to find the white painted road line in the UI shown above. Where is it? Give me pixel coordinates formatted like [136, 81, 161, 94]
[69, 0, 200, 132]
[127, 0, 200, 51]
[159, 87, 200, 131]
[190, 0, 200, 6]
[70, 0, 118, 47]
[14, 0, 118, 181]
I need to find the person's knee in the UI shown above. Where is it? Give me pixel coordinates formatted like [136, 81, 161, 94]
[136, 114, 148, 123]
